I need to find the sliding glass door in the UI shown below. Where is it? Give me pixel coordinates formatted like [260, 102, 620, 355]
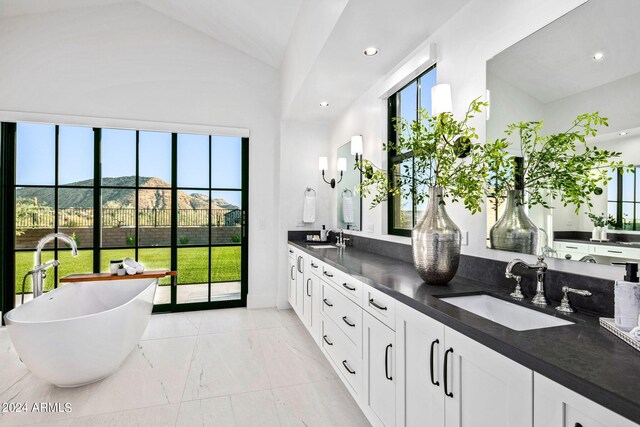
[2, 121, 248, 314]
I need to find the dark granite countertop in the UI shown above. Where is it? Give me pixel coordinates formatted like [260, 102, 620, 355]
[288, 240, 640, 424]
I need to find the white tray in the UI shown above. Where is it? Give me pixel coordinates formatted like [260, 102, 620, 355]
[599, 318, 640, 352]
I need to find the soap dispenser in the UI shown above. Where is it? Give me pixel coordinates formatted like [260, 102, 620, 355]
[320, 225, 328, 242]
[612, 262, 640, 331]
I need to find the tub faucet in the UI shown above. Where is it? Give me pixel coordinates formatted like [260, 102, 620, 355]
[32, 233, 78, 298]
[505, 255, 548, 306]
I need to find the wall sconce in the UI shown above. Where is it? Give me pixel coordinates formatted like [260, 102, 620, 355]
[431, 83, 452, 116]
[351, 135, 363, 162]
[319, 156, 346, 188]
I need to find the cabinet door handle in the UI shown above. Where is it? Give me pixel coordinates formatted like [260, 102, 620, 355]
[385, 343, 393, 381]
[342, 316, 355, 327]
[566, 246, 578, 249]
[323, 298, 333, 307]
[369, 298, 387, 311]
[306, 278, 312, 297]
[290, 265, 295, 280]
[289, 249, 294, 254]
[574, 423, 583, 427]
[607, 250, 622, 254]
[323, 335, 333, 346]
[430, 339, 440, 386]
[311, 262, 318, 269]
[444, 347, 454, 398]
[342, 360, 356, 375]
[323, 271, 334, 278]
[342, 283, 356, 291]
[298, 256, 304, 273]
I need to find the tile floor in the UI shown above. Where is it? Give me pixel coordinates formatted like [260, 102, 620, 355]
[0, 308, 370, 426]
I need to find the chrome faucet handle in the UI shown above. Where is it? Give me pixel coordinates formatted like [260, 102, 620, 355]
[509, 275, 525, 300]
[556, 286, 592, 313]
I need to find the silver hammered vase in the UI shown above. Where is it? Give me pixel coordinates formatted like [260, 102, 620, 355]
[412, 186, 461, 285]
[489, 190, 538, 255]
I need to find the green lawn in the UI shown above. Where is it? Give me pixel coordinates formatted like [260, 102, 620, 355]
[16, 246, 241, 293]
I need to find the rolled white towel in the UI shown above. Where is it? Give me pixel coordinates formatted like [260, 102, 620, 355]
[303, 194, 316, 223]
[125, 266, 137, 275]
[630, 326, 640, 341]
[124, 257, 144, 274]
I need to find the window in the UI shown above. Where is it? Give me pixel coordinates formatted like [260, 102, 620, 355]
[4, 122, 248, 313]
[608, 166, 639, 230]
[387, 65, 437, 236]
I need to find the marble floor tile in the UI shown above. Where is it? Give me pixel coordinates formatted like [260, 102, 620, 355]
[272, 379, 370, 427]
[258, 324, 336, 388]
[39, 403, 180, 427]
[182, 331, 271, 401]
[175, 396, 235, 427]
[277, 309, 301, 326]
[141, 312, 200, 340]
[197, 307, 285, 335]
[0, 328, 29, 396]
[230, 389, 280, 427]
[0, 336, 196, 426]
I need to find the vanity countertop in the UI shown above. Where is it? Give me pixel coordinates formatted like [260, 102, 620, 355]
[288, 240, 640, 424]
[556, 238, 640, 248]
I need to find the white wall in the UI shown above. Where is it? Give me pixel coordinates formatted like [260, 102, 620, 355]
[0, 2, 282, 307]
[326, 0, 626, 280]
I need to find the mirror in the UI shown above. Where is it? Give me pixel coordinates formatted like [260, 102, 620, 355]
[336, 141, 362, 231]
[486, 0, 640, 263]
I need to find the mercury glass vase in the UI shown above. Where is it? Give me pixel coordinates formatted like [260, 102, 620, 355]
[490, 190, 538, 255]
[412, 186, 461, 285]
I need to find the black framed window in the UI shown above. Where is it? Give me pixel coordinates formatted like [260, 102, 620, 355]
[387, 65, 437, 236]
[608, 166, 639, 230]
[2, 121, 248, 315]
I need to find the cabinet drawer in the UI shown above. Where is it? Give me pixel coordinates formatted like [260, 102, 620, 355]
[307, 256, 322, 277]
[287, 244, 296, 259]
[554, 241, 588, 254]
[322, 281, 362, 348]
[364, 286, 396, 331]
[589, 244, 640, 259]
[321, 317, 362, 397]
[321, 264, 363, 305]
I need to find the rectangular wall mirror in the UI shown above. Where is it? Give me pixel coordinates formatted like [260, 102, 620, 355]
[485, 0, 640, 264]
[336, 141, 362, 231]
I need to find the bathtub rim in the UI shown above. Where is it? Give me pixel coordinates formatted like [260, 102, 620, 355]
[3, 278, 158, 326]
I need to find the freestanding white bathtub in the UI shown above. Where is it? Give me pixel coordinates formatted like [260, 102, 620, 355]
[3, 278, 157, 387]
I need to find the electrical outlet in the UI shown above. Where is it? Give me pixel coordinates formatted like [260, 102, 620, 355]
[461, 230, 469, 246]
[367, 224, 374, 233]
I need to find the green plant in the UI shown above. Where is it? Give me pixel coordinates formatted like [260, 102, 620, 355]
[587, 212, 608, 228]
[357, 98, 503, 213]
[125, 235, 136, 247]
[489, 113, 630, 212]
[230, 233, 241, 243]
[179, 235, 190, 245]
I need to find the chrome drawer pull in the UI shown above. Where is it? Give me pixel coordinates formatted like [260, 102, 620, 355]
[323, 298, 333, 307]
[323, 335, 333, 346]
[323, 271, 334, 278]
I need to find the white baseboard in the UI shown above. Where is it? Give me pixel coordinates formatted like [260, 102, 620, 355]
[246, 293, 276, 309]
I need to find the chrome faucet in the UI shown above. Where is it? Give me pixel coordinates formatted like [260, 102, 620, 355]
[505, 255, 548, 306]
[578, 255, 597, 263]
[31, 233, 78, 298]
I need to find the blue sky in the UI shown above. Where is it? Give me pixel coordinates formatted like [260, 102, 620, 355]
[16, 123, 242, 207]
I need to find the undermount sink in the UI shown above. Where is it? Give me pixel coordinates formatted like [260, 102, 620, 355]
[308, 245, 338, 249]
[439, 294, 574, 331]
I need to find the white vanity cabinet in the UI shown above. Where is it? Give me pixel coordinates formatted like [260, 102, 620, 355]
[363, 311, 396, 427]
[534, 373, 637, 427]
[294, 252, 306, 315]
[302, 256, 321, 341]
[396, 303, 533, 427]
[287, 247, 297, 310]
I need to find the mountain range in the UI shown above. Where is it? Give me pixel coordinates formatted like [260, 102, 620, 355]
[16, 176, 240, 211]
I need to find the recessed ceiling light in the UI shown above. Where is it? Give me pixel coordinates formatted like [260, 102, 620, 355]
[320, 101, 329, 108]
[593, 52, 605, 61]
[619, 131, 628, 136]
[363, 47, 379, 57]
